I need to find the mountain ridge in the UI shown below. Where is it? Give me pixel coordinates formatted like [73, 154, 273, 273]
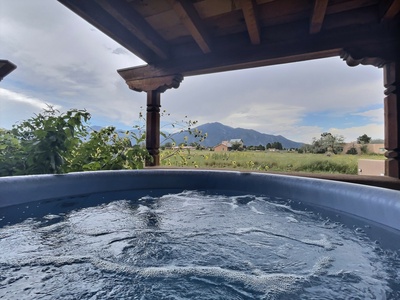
[88, 122, 304, 149]
[170, 122, 303, 149]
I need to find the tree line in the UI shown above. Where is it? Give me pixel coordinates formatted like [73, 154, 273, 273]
[299, 132, 374, 154]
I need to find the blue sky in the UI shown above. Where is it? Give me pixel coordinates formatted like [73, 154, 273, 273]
[301, 103, 383, 129]
[0, 0, 384, 144]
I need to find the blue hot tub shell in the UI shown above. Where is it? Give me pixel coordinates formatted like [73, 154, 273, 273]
[0, 169, 399, 231]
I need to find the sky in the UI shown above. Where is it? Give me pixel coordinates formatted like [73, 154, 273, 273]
[0, 0, 385, 144]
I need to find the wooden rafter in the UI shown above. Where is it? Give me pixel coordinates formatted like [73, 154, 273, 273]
[310, 0, 329, 34]
[168, 0, 212, 53]
[382, 0, 400, 21]
[95, 0, 169, 60]
[240, 0, 261, 45]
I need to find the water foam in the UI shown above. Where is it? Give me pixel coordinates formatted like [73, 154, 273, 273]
[0, 254, 332, 298]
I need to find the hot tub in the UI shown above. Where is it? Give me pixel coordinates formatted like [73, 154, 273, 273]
[0, 170, 399, 299]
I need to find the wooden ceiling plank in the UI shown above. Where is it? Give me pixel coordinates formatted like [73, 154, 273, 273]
[95, 0, 170, 60]
[382, 0, 400, 21]
[326, 0, 377, 15]
[257, 0, 313, 27]
[168, 0, 212, 53]
[240, 0, 261, 44]
[310, 0, 329, 34]
[194, 0, 240, 19]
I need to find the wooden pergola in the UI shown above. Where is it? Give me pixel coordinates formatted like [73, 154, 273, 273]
[58, 0, 400, 178]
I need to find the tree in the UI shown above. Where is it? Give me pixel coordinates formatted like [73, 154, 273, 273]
[270, 142, 283, 150]
[9, 106, 90, 175]
[310, 132, 345, 154]
[357, 134, 371, 154]
[231, 142, 244, 151]
[346, 147, 358, 155]
[257, 144, 265, 151]
[66, 126, 150, 171]
[0, 128, 25, 176]
[357, 134, 371, 144]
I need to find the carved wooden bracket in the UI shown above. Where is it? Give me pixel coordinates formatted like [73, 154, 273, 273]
[340, 49, 388, 68]
[126, 74, 183, 93]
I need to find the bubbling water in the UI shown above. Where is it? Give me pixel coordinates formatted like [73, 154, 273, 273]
[0, 190, 399, 299]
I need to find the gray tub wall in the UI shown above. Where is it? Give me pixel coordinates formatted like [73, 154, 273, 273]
[0, 169, 399, 230]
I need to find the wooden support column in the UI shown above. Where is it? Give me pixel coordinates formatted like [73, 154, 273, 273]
[341, 49, 399, 178]
[384, 62, 400, 178]
[146, 90, 161, 166]
[118, 73, 183, 167]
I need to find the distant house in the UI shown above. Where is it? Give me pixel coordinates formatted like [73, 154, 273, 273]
[214, 143, 229, 152]
[342, 143, 385, 154]
[214, 139, 244, 152]
[367, 144, 385, 154]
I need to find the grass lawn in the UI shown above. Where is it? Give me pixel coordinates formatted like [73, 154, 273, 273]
[160, 150, 385, 174]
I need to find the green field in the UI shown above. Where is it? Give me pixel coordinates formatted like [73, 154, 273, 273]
[160, 150, 385, 174]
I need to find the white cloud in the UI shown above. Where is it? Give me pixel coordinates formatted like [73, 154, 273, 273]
[220, 103, 304, 132]
[329, 123, 384, 142]
[0, 88, 61, 128]
[352, 108, 384, 123]
[0, 88, 59, 110]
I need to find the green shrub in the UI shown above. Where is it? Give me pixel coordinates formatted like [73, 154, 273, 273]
[294, 160, 357, 174]
[346, 147, 358, 155]
[6, 106, 90, 175]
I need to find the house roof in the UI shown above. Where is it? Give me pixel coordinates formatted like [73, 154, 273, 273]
[220, 141, 232, 147]
[57, 0, 399, 83]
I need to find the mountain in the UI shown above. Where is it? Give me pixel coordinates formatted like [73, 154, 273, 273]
[168, 122, 303, 149]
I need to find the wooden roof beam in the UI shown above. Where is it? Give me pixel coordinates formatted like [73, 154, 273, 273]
[118, 48, 341, 83]
[168, 0, 212, 53]
[310, 0, 329, 34]
[381, 0, 400, 21]
[240, 0, 261, 45]
[119, 21, 398, 81]
[95, 0, 170, 60]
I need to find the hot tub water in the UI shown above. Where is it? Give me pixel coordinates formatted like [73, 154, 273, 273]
[0, 190, 399, 299]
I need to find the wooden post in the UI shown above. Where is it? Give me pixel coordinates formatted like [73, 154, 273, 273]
[119, 74, 183, 167]
[384, 62, 400, 178]
[341, 50, 399, 179]
[146, 90, 161, 166]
